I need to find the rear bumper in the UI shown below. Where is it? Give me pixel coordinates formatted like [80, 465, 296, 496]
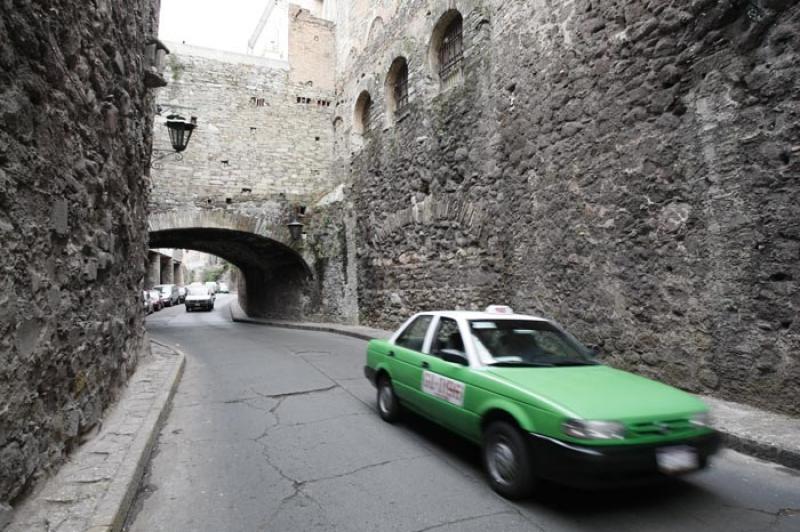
[528, 431, 722, 488]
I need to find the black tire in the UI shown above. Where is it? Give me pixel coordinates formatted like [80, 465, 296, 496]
[186, 307, 191, 312]
[482, 421, 535, 499]
[376, 375, 401, 423]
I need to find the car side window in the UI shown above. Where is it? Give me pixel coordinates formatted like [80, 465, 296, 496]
[395, 316, 433, 352]
[430, 318, 465, 357]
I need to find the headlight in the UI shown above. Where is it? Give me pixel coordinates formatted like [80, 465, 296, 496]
[562, 419, 626, 440]
[691, 411, 713, 428]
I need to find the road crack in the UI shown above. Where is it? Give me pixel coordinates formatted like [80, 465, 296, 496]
[410, 511, 519, 532]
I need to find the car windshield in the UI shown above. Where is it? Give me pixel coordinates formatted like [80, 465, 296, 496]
[187, 285, 209, 296]
[469, 319, 597, 367]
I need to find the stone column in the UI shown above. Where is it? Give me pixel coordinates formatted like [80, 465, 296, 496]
[147, 252, 161, 289]
[160, 257, 174, 284]
[174, 263, 184, 285]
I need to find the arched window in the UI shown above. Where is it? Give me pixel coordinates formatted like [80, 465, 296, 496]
[353, 90, 372, 137]
[385, 57, 409, 125]
[368, 17, 385, 45]
[430, 11, 464, 89]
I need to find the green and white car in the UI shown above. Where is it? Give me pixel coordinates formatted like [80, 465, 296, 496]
[364, 306, 721, 498]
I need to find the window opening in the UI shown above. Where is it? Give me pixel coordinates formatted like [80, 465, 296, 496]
[439, 17, 463, 83]
[394, 62, 409, 114]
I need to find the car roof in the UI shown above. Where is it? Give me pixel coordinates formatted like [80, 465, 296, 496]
[412, 310, 550, 321]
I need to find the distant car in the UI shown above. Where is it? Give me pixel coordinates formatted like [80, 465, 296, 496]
[143, 291, 154, 314]
[148, 289, 163, 311]
[154, 284, 180, 307]
[185, 284, 215, 312]
[177, 286, 187, 303]
[365, 306, 720, 498]
[217, 282, 229, 293]
[204, 281, 218, 295]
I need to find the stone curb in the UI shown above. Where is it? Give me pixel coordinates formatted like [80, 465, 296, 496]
[229, 305, 800, 472]
[86, 341, 186, 532]
[718, 432, 800, 471]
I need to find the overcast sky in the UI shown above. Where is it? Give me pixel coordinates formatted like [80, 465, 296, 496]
[159, 0, 265, 54]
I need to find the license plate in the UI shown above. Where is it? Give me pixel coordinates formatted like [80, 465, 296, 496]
[656, 446, 699, 474]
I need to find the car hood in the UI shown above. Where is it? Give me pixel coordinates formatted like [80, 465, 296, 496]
[485, 365, 706, 419]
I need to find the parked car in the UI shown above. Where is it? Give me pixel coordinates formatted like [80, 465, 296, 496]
[364, 305, 720, 498]
[148, 289, 163, 311]
[142, 291, 154, 314]
[177, 286, 187, 303]
[154, 284, 180, 307]
[217, 282, 229, 294]
[204, 281, 218, 295]
[185, 284, 215, 312]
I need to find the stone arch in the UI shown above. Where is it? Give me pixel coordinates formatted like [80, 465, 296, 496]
[384, 56, 409, 126]
[148, 210, 313, 318]
[367, 17, 385, 45]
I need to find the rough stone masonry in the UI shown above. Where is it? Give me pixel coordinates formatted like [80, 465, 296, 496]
[0, 0, 159, 507]
[338, 0, 799, 416]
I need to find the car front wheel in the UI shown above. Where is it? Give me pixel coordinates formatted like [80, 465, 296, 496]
[376, 375, 401, 423]
[482, 421, 535, 499]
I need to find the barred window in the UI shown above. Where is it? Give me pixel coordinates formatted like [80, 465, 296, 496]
[438, 16, 463, 82]
[362, 97, 372, 131]
[386, 57, 409, 126]
[394, 62, 409, 113]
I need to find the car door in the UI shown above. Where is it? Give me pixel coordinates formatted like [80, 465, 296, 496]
[418, 317, 480, 440]
[389, 315, 436, 412]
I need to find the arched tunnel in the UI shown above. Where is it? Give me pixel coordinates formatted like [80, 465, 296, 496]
[149, 227, 313, 318]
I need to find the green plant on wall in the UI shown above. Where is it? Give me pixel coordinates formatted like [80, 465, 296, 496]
[167, 54, 185, 82]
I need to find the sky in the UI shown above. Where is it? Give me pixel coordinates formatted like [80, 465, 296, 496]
[158, 0, 266, 55]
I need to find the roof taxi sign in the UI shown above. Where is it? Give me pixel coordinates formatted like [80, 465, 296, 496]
[485, 305, 514, 314]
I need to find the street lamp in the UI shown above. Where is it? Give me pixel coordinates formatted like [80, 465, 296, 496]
[166, 114, 197, 153]
[287, 219, 304, 241]
[151, 114, 198, 169]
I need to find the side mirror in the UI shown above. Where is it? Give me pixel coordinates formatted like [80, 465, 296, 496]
[439, 349, 469, 366]
[588, 345, 602, 357]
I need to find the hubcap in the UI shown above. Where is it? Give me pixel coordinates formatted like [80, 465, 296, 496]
[488, 437, 517, 486]
[378, 384, 393, 414]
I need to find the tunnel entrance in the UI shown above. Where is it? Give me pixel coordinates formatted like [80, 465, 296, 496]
[149, 227, 313, 319]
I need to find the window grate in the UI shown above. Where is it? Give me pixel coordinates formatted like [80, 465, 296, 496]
[362, 98, 372, 131]
[439, 17, 463, 83]
[394, 63, 409, 113]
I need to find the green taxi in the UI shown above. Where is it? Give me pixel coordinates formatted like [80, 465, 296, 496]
[364, 306, 721, 498]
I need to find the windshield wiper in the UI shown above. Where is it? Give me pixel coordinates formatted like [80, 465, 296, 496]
[550, 359, 599, 367]
[488, 361, 554, 368]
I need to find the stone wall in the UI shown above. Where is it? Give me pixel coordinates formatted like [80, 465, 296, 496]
[0, 0, 159, 506]
[341, 0, 800, 415]
[152, 41, 336, 208]
[289, 5, 336, 91]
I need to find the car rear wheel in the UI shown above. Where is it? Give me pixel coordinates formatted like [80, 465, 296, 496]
[482, 421, 535, 499]
[376, 375, 401, 423]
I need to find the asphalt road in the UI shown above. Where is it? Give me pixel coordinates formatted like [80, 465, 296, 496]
[127, 295, 800, 532]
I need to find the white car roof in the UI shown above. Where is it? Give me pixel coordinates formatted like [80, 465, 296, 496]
[412, 310, 550, 322]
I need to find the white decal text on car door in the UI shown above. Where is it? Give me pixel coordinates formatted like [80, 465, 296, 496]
[422, 370, 465, 406]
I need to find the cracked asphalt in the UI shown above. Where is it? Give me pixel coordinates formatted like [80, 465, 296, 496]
[126, 295, 800, 532]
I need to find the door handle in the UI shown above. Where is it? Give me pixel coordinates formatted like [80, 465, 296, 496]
[387, 350, 395, 357]
[421, 361, 430, 369]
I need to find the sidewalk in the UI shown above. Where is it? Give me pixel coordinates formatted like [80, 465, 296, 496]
[230, 303, 800, 472]
[6, 341, 185, 532]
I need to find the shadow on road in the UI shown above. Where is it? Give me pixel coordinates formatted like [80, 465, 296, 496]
[395, 409, 719, 515]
